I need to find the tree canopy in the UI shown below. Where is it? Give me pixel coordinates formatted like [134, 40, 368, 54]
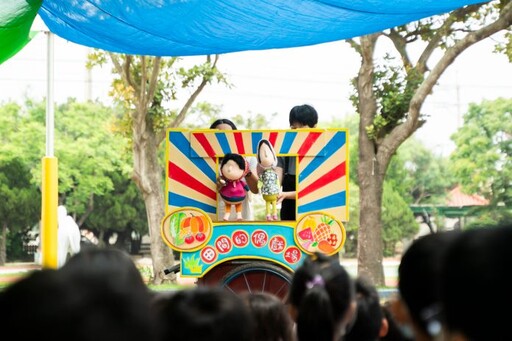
[450, 97, 512, 225]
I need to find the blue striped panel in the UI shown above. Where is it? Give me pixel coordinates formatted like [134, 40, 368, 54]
[170, 131, 216, 181]
[251, 132, 263, 154]
[216, 133, 231, 155]
[299, 131, 346, 182]
[298, 191, 346, 214]
[168, 192, 216, 214]
[280, 131, 297, 154]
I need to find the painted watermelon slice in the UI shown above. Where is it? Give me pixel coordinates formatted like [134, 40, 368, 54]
[298, 227, 314, 241]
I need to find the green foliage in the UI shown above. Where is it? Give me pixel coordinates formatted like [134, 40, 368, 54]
[387, 138, 455, 204]
[349, 57, 424, 141]
[450, 98, 512, 207]
[450, 98, 512, 224]
[178, 59, 229, 88]
[52, 99, 130, 214]
[98, 54, 229, 138]
[0, 99, 140, 239]
[367, 59, 424, 140]
[325, 113, 451, 205]
[495, 31, 512, 62]
[381, 182, 419, 256]
[5, 230, 32, 262]
[342, 180, 419, 257]
[85, 172, 148, 236]
[344, 1, 510, 284]
[342, 181, 360, 257]
[0, 157, 40, 226]
[465, 206, 512, 229]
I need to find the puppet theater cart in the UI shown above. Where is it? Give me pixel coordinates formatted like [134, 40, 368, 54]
[161, 128, 349, 299]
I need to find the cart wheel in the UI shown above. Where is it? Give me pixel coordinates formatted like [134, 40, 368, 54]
[220, 261, 293, 300]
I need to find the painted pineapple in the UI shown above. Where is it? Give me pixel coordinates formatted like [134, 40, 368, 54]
[314, 215, 332, 242]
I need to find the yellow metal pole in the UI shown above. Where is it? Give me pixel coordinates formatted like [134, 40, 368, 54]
[40, 31, 58, 269]
[41, 156, 58, 268]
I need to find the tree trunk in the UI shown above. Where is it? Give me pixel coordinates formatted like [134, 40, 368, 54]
[356, 34, 385, 286]
[132, 114, 174, 285]
[352, 2, 512, 286]
[0, 223, 7, 265]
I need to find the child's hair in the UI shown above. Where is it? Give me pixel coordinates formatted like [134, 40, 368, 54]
[441, 225, 512, 341]
[381, 301, 414, 341]
[0, 259, 157, 341]
[241, 292, 294, 341]
[287, 252, 355, 341]
[155, 287, 254, 341]
[398, 230, 460, 338]
[344, 276, 384, 341]
[289, 104, 318, 128]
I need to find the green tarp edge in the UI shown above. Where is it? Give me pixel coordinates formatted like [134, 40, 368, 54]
[0, 0, 43, 65]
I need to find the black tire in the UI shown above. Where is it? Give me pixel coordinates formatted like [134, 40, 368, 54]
[220, 261, 293, 300]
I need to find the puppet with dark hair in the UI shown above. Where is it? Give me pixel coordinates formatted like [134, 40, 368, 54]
[218, 153, 250, 221]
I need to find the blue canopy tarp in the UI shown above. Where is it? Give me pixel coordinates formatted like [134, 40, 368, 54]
[39, 0, 486, 56]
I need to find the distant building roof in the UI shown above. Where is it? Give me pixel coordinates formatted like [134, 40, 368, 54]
[446, 185, 489, 207]
[410, 185, 489, 218]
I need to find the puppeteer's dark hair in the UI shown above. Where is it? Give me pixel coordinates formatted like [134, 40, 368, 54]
[210, 118, 237, 130]
[289, 104, 318, 128]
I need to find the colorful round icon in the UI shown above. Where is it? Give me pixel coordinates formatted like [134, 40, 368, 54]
[294, 213, 346, 256]
[161, 208, 212, 251]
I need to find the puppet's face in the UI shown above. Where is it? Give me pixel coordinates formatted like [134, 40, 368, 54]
[258, 143, 275, 168]
[221, 159, 244, 181]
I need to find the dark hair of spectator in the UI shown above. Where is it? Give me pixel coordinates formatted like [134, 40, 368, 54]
[241, 292, 294, 341]
[441, 225, 512, 341]
[287, 252, 355, 341]
[344, 276, 384, 341]
[155, 286, 254, 341]
[398, 230, 460, 338]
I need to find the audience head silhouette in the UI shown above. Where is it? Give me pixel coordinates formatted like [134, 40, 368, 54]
[155, 286, 254, 341]
[397, 230, 461, 340]
[287, 252, 356, 341]
[441, 225, 512, 341]
[241, 292, 294, 341]
[0, 248, 157, 341]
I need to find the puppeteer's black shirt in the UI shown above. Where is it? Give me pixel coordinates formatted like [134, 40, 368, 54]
[277, 156, 296, 220]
